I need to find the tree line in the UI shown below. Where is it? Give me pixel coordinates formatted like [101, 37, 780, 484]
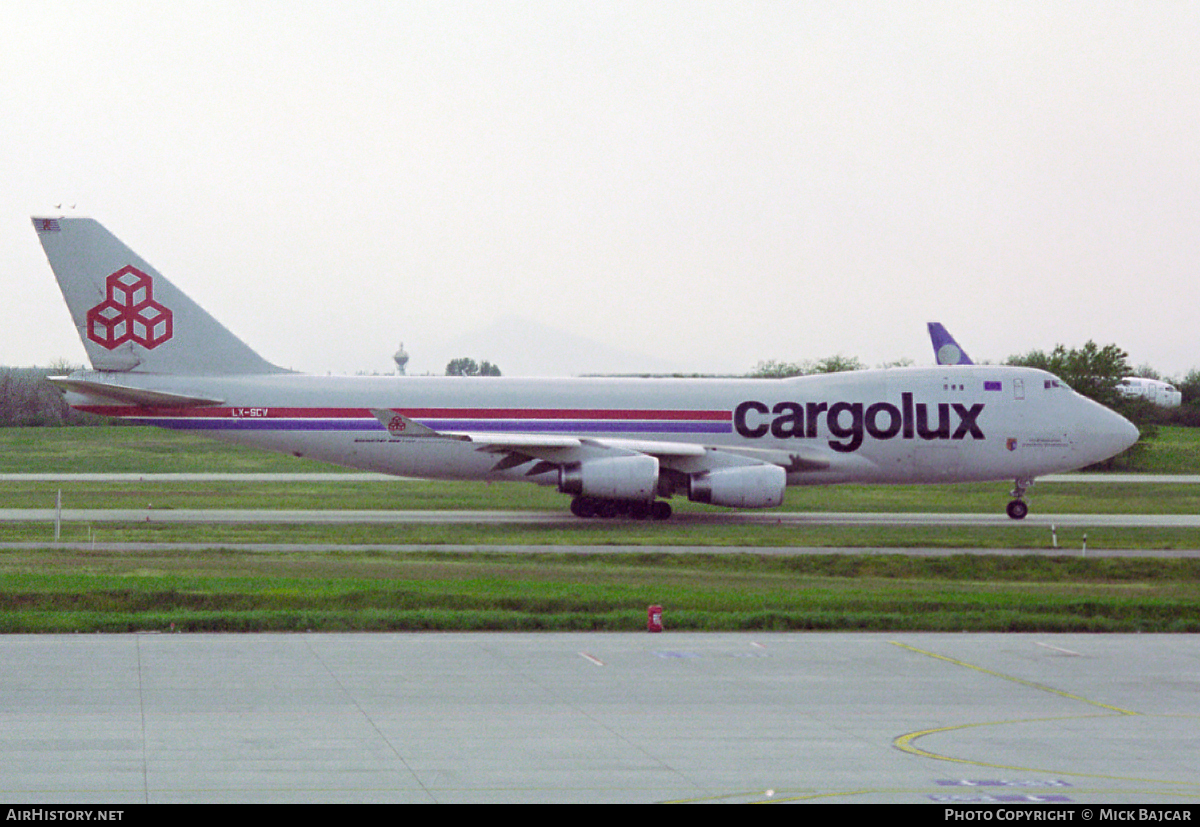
[0, 366, 98, 426]
[752, 343, 1200, 422]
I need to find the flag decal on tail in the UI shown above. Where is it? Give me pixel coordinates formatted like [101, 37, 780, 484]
[86, 265, 174, 350]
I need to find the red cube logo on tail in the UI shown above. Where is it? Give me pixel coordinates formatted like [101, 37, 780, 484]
[86, 266, 174, 350]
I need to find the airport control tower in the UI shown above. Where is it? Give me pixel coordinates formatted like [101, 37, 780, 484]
[393, 342, 409, 376]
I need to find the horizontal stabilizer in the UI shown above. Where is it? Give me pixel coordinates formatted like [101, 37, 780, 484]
[48, 376, 224, 408]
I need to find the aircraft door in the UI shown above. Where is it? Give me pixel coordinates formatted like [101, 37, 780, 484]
[909, 374, 963, 482]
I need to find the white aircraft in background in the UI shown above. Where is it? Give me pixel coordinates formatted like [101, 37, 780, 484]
[1116, 377, 1182, 408]
[34, 217, 1138, 520]
[929, 322, 1183, 410]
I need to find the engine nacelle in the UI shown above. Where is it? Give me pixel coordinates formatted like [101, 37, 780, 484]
[688, 465, 786, 509]
[559, 455, 660, 502]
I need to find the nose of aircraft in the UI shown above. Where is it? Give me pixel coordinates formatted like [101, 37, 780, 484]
[1078, 401, 1140, 465]
[1115, 410, 1140, 453]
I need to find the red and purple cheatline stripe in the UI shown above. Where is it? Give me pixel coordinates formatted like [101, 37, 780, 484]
[77, 406, 734, 435]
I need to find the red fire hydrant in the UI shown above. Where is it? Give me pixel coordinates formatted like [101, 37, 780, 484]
[647, 604, 663, 633]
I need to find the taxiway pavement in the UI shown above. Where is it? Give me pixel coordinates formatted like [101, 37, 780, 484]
[1, 632, 1197, 804]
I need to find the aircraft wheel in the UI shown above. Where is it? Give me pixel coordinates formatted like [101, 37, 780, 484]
[1006, 500, 1029, 520]
[628, 501, 651, 520]
[650, 501, 673, 521]
[570, 497, 597, 519]
[597, 499, 622, 519]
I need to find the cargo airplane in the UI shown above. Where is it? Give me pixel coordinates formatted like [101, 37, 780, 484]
[34, 217, 1138, 520]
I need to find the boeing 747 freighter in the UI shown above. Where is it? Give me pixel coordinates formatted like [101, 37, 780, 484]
[34, 217, 1138, 520]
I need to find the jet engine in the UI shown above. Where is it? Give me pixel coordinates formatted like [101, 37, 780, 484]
[688, 465, 786, 509]
[558, 455, 660, 502]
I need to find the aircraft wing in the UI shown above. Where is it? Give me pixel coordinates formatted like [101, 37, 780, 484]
[368, 409, 830, 478]
[372, 409, 696, 465]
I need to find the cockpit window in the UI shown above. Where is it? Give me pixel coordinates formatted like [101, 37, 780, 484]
[1044, 379, 1072, 391]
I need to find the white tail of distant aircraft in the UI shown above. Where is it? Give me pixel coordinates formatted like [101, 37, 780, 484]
[34, 217, 1139, 520]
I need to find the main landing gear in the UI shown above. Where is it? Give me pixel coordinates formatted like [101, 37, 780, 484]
[1006, 478, 1033, 520]
[570, 496, 673, 520]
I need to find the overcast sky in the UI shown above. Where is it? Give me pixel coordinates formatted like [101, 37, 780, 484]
[6, 2, 1199, 377]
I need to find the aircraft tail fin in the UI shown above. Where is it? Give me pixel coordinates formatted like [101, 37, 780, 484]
[32, 216, 285, 375]
[927, 322, 974, 366]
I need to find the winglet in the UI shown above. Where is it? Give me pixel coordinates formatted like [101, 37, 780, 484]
[927, 322, 973, 365]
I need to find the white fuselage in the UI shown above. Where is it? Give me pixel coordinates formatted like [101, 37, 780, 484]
[1117, 377, 1183, 408]
[67, 364, 1139, 490]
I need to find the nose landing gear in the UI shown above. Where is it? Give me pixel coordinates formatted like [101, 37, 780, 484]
[1006, 478, 1033, 520]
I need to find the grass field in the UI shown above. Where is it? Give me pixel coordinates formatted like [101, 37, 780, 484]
[2, 425, 1199, 632]
[1133, 423, 1200, 473]
[4, 546, 1200, 634]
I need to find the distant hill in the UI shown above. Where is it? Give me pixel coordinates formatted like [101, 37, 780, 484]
[422, 314, 686, 377]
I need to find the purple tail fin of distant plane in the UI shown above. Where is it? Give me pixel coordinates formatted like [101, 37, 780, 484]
[927, 322, 973, 366]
